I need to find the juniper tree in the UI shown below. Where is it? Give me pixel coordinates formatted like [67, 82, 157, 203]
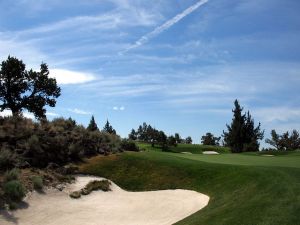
[0, 56, 61, 119]
[223, 99, 264, 152]
[87, 115, 98, 131]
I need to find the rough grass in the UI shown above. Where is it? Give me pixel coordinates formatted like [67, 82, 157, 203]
[79, 150, 300, 225]
[31, 176, 43, 190]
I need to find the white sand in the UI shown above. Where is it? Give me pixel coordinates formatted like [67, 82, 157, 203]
[0, 175, 209, 225]
[203, 151, 219, 155]
[181, 151, 193, 154]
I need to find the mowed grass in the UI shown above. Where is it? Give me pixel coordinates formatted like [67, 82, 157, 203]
[79, 146, 300, 225]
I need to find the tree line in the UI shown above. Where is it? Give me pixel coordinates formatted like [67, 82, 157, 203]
[128, 122, 192, 150]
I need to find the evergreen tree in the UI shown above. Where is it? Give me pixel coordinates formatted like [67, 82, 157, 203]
[103, 120, 116, 135]
[266, 129, 300, 150]
[223, 100, 264, 152]
[87, 115, 98, 131]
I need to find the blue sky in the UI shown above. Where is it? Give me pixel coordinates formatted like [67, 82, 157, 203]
[0, 0, 300, 146]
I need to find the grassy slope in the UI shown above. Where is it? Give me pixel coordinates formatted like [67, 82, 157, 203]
[79, 146, 300, 225]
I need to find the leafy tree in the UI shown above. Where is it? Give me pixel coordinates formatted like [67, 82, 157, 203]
[201, 132, 220, 146]
[223, 100, 264, 152]
[103, 120, 116, 135]
[0, 56, 61, 119]
[87, 115, 98, 131]
[185, 136, 193, 144]
[266, 129, 300, 150]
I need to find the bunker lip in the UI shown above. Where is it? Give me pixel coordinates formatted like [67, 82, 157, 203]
[0, 175, 210, 225]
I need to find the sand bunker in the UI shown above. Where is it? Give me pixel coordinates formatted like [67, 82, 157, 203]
[203, 151, 219, 155]
[0, 175, 209, 225]
[261, 154, 274, 157]
[181, 151, 193, 154]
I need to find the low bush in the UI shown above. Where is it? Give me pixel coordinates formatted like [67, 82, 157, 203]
[3, 180, 25, 202]
[31, 176, 43, 190]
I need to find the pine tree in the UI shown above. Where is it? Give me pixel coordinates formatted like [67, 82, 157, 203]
[103, 120, 116, 134]
[223, 99, 264, 152]
[87, 115, 98, 131]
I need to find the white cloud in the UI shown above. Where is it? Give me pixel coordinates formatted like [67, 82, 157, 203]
[113, 106, 125, 111]
[68, 108, 92, 115]
[50, 69, 96, 85]
[121, 0, 209, 54]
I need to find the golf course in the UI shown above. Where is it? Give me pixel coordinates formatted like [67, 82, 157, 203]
[79, 143, 300, 225]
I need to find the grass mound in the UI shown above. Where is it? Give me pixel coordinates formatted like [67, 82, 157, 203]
[70, 179, 111, 199]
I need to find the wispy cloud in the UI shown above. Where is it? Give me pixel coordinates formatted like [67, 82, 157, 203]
[121, 0, 209, 54]
[68, 108, 92, 115]
[254, 107, 300, 123]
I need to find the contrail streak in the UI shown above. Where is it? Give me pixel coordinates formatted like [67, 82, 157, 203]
[120, 0, 209, 55]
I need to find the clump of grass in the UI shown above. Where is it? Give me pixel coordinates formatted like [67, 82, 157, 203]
[3, 180, 25, 202]
[70, 179, 111, 199]
[31, 176, 43, 190]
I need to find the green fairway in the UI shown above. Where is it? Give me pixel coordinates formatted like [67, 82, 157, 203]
[79, 148, 300, 225]
[137, 142, 231, 154]
[171, 151, 300, 168]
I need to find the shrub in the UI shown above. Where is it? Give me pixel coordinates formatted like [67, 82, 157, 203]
[120, 139, 139, 152]
[31, 176, 43, 190]
[3, 180, 26, 202]
[4, 168, 20, 182]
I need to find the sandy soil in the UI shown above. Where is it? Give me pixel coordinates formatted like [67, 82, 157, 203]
[203, 151, 219, 155]
[0, 175, 209, 225]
